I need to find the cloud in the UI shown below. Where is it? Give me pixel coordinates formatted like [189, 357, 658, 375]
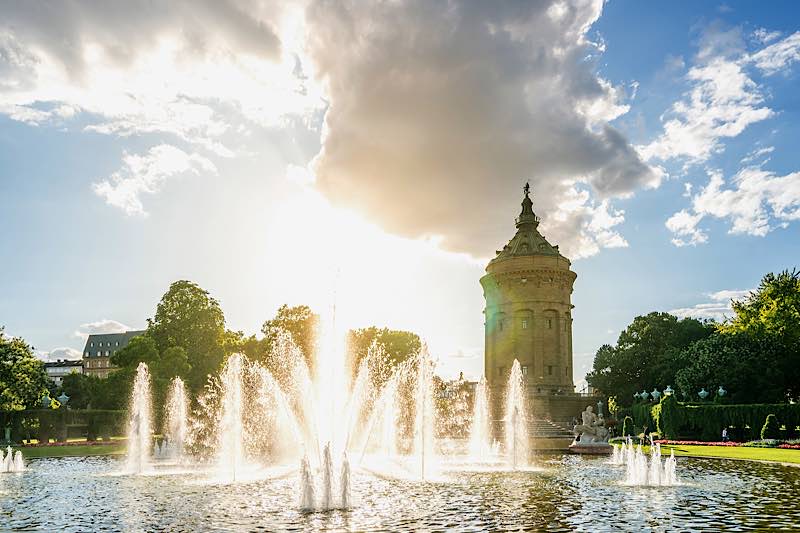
[748, 31, 800, 74]
[640, 29, 800, 168]
[305, 0, 660, 259]
[93, 144, 217, 215]
[670, 288, 751, 321]
[666, 167, 800, 244]
[740, 145, 774, 165]
[665, 209, 707, 247]
[639, 57, 772, 164]
[73, 319, 131, 341]
[0, 2, 321, 151]
[36, 347, 82, 363]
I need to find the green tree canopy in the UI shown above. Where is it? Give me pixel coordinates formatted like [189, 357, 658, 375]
[110, 335, 159, 368]
[347, 326, 421, 385]
[586, 312, 714, 404]
[261, 304, 318, 371]
[147, 280, 226, 390]
[722, 269, 800, 342]
[0, 328, 50, 411]
[675, 332, 788, 403]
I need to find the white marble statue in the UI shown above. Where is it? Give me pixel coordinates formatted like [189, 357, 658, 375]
[572, 405, 609, 444]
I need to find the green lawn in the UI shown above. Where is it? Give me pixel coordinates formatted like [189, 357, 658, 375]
[651, 444, 800, 465]
[20, 442, 126, 458]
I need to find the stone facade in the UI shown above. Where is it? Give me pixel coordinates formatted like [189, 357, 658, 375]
[481, 187, 577, 395]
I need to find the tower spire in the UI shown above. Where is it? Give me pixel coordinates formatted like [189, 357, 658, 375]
[516, 181, 539, 228]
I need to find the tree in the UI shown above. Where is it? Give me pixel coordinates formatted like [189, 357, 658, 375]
[110, 335, 159, 368]
[586, 312, 714, 403]
[155, 346, 191, 379]
[723, 269, 800, 341]
[147, 280, 226, 391]
[721, 269, 800, 399]
[675, 332, 788, 403]
[261, 305, 318, 371]
[761, 413, 780, 440]
[0, 328, 50, 411]
[59, 373, 99, 410]
[347, 326, 421, 385]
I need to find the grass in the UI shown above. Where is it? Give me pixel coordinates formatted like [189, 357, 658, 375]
[18, 439, 126, 458]
[649, 444, 800, 465]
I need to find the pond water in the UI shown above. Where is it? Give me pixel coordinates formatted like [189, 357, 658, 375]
[1, 454, 799, 532]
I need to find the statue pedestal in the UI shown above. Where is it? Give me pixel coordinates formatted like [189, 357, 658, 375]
[568, 441, 613, 455]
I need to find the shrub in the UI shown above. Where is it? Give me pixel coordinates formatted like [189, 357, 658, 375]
[761, 414, 780, 440]
[622, 416, 634, 437]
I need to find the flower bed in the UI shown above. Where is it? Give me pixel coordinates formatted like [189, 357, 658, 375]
[654, 438, 800, 449]
[654, 439, 740, 446]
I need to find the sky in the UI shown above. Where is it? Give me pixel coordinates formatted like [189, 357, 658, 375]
[1, 0, 799, 385]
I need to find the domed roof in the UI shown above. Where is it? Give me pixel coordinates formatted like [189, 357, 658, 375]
[488, 183, 563, 265]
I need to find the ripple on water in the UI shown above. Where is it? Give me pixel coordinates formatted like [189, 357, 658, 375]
[1, 455, 799, 531]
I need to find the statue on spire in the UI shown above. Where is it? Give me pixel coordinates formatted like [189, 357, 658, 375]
[523, 181, 530, 198]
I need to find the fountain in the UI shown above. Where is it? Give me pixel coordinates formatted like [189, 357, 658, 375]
[340, 451, 351, 508]
[619, 439, 679, 486]
[126, 362, 153, 474]
[163, 376, 189, 462]
[322, 442, 334, 509]
[217, 353, 245, 481]
[299, 453, 315, 511]
[468, 376, 491, 461]
[1, 446, 24, 473]
[504, 360, 528, 469]
[414, 349, 436, 480]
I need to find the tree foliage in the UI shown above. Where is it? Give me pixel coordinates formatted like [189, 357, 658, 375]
[348, 327, 421, 378]
[675, 332, 788, 403]
[761, 413, 780, 440]
[586, 312, 714, 403]
[0, 328, 50, 411]
[147, 280, 226, 391]
[261, 304, 318, 371]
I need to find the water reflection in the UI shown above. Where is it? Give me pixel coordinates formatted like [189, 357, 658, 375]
[1, 455, 799, 531]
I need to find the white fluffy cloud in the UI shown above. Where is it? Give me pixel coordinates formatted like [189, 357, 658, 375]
[639, 57, 772, 164]
[666, 167, 800, 244]
[670, 289, 751, 321]
[36, 347, 82, 362]
[305, 0, 661, 258]
[73, 319, 131, 341]
[93, 144, 217, 216]
[641, 30, 800, 168]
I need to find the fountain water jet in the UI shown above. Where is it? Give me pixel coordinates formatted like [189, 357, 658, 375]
[504, 360, 528, 469]
[217, 354, 245, 481]
[340, 451, 351, 508]
[1, 447, 24, 473]
[468, 376, 491, 461]
[299, 453, 315, 511]
[164, 376, 189, 462]
[126, 362, 153, 474]
[414, 350, 436, 480]
[322, 442, 334, 509]
[621, 440, 680, 486]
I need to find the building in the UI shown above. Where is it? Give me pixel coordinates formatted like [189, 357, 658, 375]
[481, 184, 596, 424]
[82, 330, 145, 378]
[44, 359, 84, 386]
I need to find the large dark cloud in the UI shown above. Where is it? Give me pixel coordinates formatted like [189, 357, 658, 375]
[306, 0, 661, 258]
[0, 0, 281, 77]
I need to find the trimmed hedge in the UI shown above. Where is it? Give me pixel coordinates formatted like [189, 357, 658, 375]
[1, 409, 127, 443]
[631, 396, 800, 441]
[761, 414, 780, 440]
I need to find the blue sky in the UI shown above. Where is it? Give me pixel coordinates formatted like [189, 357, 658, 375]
[1, 1, 798, 385]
